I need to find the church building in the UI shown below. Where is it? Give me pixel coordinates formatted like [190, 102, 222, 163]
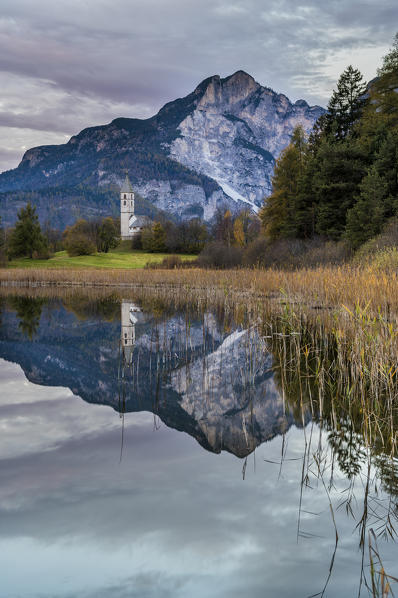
[120, 173, 151, 240]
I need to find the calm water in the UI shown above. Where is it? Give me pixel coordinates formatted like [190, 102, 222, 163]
[0, 294, 397, 598]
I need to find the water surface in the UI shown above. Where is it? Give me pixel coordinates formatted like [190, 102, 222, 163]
[0, 294, 396, 597]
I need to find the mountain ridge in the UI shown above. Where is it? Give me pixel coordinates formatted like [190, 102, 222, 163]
[0, 71, 325, 227]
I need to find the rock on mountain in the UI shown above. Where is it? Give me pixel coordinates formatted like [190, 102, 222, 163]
[0, 71, 324, 226]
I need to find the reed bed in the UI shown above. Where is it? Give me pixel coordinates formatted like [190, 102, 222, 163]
[1, 264, 398, 315]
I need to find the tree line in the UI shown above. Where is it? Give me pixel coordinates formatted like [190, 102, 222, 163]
[260, 34, 398, 250]
[0, 204, 120, 260]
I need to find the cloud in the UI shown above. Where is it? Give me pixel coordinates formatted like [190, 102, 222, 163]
[0, 356, 395, 598]
[0, 0, 396, 171]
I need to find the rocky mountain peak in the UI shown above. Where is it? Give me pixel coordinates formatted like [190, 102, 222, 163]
[0, 71, 325, 227]
[196, 70, 260, 110]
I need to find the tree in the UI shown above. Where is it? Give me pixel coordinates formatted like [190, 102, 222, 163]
[63, 219, 96, 256]
[141, 225, 154, 252]
[345, 166, 387, 248]
[260, 126, 307, 240]
[183, 219, 208, 253]
[233, 210, 259, 247]
[141, 222, 167, 252]
[98, 217, 119, 253]
[213, 209, 234, 246]
[8, 202, 48, 258]
[9, 296, 47, 340]
[377, 32, 398, 76]
[0, 216, 6, 266]
[151, 222, 167, 252]
[314, 138, 367, 240]
[370, 33, 398, 128]
[323, 66, 367, 140]
[233, 217, 245, 247]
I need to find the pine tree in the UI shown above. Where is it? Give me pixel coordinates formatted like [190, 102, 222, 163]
[151, 222, 167, 252]
[260, 126, 307, 240]
[314, 138, 367, 240]
[377, 32, 398, 76]
[8, 202, 47, 258]
[9, 297, 46, 340]
[324, 66, 367, 140]
[345, 166, 387, 248]
[372, 33, 398, 127]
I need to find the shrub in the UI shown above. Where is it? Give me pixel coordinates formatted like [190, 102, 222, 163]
[243, 237, 351, 269]
[354, 218, 398, 265]
[32, 247, 52, 260]
[197, 242, 243, 269]
[64, 234, 96, 257]
[131, 233, 143, 250]
[243, 238, 268, 266]
[145, 255, 184, 269]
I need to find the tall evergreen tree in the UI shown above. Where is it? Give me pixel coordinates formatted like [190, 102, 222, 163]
[345, 166, 387, 248]
[314, 138, 367, 240]
[324, 66, 367, 140]
[8, 202, 47, 258]
[372, 33, 398, 127]
[260, 126, 307, 240]
[377, 32, 398, 76]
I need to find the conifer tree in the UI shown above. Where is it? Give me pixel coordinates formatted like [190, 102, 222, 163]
[151, 222, 167, 252]
[345, 166, 387, 248]
[260, 126, 306, 240]
[8, 202, 47, 258]
[315, 138, 367, 240]
[324, 65, 367, 140]
[372, 33, 398, 126]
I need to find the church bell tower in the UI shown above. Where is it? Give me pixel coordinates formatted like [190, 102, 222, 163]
[120, 172, 135, 240]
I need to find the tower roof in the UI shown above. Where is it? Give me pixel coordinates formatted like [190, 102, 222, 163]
[121, 173, 134, 193]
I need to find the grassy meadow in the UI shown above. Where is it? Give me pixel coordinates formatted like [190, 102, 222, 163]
[7, 242, 196, 270]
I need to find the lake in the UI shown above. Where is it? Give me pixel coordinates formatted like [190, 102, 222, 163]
[0, 292, 397, 597]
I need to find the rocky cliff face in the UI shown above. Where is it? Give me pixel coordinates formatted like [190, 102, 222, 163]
[170, 71, 323, 209]
[0, 71, 324, 225]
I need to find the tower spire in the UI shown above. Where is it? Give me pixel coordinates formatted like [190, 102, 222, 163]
[120, 172, 135, 239]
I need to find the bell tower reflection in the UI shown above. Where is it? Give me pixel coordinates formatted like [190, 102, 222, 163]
[121, 301, 142, 365]
[119, 301, 144, 413]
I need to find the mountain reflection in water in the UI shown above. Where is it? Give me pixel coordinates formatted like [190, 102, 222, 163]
[0, 293, 397, 598]
[0, 297, 294, 458]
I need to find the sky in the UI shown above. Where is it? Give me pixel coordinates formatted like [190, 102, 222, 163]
[0, 0, 396, 173]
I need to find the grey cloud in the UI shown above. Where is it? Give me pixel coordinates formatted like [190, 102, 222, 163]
[0, 0, 396, 171]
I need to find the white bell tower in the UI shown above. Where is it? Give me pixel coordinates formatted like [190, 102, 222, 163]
[120, 173, 135, 240]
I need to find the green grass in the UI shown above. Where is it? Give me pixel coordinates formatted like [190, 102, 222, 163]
[8, 244, 196, 270]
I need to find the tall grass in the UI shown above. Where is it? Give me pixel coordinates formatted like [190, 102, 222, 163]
[1, 264, 398, 315]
